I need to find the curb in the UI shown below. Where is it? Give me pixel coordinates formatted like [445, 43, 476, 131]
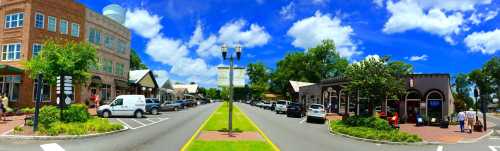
[0, 126, 128, 140]
[239, 104, 281, 151]
[326, 120, 495, 145]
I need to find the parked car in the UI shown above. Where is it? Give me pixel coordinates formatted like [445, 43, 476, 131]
[97, 95, 146, 118]
[256, 102, 265, 108]
[262, 102, 272, 109]
[145, 98, 161, 115]
[287, 102, 305, 118]
[270, 101, 276, 111]
[186, 99, 197, 107]
[160, 101, 181, 111]
[306, 104, 326, 123]
[176, 100, 188, 109]
[276, 100, 290, 114]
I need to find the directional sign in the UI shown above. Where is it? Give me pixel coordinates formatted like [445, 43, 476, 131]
[64, 96, 72, 105]
[56, 97, 60, 105]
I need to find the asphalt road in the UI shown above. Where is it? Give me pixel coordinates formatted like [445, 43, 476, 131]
[237, 103, 500, 151]
[0, 102, 220, 151]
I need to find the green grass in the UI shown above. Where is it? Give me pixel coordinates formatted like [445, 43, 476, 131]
[203, 102, 256, 132]
[188, 141, 274, 151]
[330, 120, 422, 143]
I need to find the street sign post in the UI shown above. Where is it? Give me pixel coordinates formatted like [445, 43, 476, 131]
[56, 76, 73, 121]
[33, 75, 43, 131]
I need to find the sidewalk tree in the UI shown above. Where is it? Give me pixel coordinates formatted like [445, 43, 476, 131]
[130, 48, 148, 70]
[483, 57, 499, 100]
[344, 56, 412, 115]
[247, 62, 270, 100]
[25, 40, 98, 85]
[452, 73, 474, 110]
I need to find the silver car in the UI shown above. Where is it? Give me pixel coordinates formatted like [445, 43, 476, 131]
[306, 104, 326, 123]
[160, 101, 181, 111]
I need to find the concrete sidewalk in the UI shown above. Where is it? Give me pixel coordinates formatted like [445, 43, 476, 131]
[0, 115, 26, 135]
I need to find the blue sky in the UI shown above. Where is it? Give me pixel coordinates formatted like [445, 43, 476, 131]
[77, 0, 500, 87]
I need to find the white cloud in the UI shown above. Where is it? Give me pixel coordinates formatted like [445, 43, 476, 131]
[468, 10, 498, 25]
[280, 2, 296, 20]
[373, 0, 384, 8]
[124, 9, 163, 38]
[416, 0, 491, 11]
[195, 35, 219, 58]
[218, 20, 271, 47]
[383, 0, 464, 37]
[145, 36, 189, 65]
[169, 58, 218, 86]
[287, 11, 361, 58]
[188, 21, 204, 47]
[464, 29, 500, 54]
[407, 54, 428, 61]
[153, 70, 169, 86]
[365, 54, 381, 60]
[312, 0, 329, 5]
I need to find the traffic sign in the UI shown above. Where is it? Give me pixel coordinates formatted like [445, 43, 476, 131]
[64, 96, 72, 105]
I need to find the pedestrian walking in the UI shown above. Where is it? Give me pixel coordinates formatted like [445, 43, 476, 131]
[466, 109, 475, 133]
[0, 99, 4, 121]
[1, 94, 10, 121]
[457, 110, 466, 133]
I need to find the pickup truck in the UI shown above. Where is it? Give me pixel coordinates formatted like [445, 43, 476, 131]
[160, 101, 182, 111]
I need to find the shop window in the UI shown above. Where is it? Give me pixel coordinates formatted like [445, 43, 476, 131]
[0, 75, 21, 102]
[5, 12, 24, 29]
[32, 43, 42, 57]
[88, 28, 101, 44]
[2, 43, 21, 61]
[60, 19, 68, 34]
[71, 23, 80, 37]
[104, 35, 114, 49]
[47, 16, 56, 32]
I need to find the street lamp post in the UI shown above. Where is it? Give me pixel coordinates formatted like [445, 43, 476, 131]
[221, 43, 241, 137]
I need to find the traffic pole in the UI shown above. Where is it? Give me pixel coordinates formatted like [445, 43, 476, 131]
[33, 74, 43, 131]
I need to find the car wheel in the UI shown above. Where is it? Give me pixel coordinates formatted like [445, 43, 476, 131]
[135, 111, 143, 118]
[102, 111, 111, 118]
[306, 117, 311, 123]
[151, 108, 159, 115]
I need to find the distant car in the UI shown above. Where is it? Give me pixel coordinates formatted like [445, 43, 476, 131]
[186, 99, 197, 107]
[306, 104, 326, 123]
[175, 100, 188, 109]
[262, 102, 272, 109]
[145, 98, 161, 115]
[97, 95, 146, 118]
[497, 108, 500, 112]
[256, 102, 265, 108]
[160, 101, 181, 111]
[276, 100, 290, 114]
[270, 101, 276, 111]
[287, 102, 305, 118]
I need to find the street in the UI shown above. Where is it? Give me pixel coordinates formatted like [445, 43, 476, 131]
[0, 103, 220, 151]
[237, 103, 500, 151]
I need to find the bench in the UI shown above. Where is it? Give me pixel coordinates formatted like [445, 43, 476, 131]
[24, 114, 34, 125]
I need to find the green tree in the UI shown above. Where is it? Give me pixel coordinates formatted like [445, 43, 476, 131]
[206, 88, 220, 99]
[452, 73, 474, 109]
[130, 49, 148, 70]
[247, 62, 270, 100]
[483, 57, 499, 99]
[469, 69, 495, 102]
[344, 56, 412, 115]
[25, 40, 98, 85]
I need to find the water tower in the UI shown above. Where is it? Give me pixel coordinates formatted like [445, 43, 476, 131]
[102, 4, 126, 24]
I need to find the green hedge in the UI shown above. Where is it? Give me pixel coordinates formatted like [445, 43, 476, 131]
[40, 118, 123, 136]
[343, 116, 392, 131]
[330, 120, 422, 143]
[39, 106, 60, 128]
[62, 104, 89, 123]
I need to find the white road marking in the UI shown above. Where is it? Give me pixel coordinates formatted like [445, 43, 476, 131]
[146, 118, 157, 123]
[299, 118, 307, 124]
[116, 118, 135, 130]
[436, 145, 443, 151]
[132, 119, 147, 126]
[40, 143, 65, 151]
[489, 146, 500, 151]
[489, 137, 500, 140]
[375, 144, 381, 146]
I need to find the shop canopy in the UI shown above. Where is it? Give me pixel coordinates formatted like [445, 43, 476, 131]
[0, 64, 23, 74]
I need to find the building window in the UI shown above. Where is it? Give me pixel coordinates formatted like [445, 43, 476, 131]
[35, 12, 44, 29]
[104, 35, 114, 49]
[5, 12, 24, 29]
[33, 79, 51, 102]
[115, 63, 124, 76]
[116, 40, 127, 54]
[88, 28, 101, 44]
[71, 23, 80, 37]
[32, 43, 42, 57]
[2, 43, 21, 61]
[47, 16, 56, 32]
[103, 59, 113, 74]
[60, 19, 68, 34]
[0, 75, 21, 102]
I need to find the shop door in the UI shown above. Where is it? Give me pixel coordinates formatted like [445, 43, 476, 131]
[406, 101, 420, 123]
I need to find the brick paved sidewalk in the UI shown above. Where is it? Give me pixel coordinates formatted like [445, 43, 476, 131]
[400, 122, 496, 143]
[0, 115, 26, 135]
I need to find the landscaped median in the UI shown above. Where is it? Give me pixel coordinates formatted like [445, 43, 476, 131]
[3, 104, 125, 139]
[182, 102, 279, 151]
[329, 116, 422, 144]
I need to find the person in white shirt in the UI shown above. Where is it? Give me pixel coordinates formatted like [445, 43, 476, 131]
[457, 111, 466, 133]
[465, 109, 475, 133]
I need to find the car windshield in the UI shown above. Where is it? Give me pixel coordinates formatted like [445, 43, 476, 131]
[310, 105, 323, 109]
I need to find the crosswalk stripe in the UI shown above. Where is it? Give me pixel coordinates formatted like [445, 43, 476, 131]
[436, 145, 443, 151]
[40, 143, 65, 151]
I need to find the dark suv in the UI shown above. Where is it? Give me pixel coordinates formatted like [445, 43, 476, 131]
[145, 98, 161, 115]
[286, 102, 305, 118]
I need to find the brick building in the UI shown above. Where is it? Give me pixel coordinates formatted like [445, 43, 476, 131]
[0, 0, 130, 108]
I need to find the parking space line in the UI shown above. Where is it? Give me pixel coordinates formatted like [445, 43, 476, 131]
[489, 146, 500, 151]
[436, 145, 443, 151]
[132, 119, 147, 126]
[299, 118, 307, 124]
[146, 118, 157, 123]
[116, 118, 135, 130]
[489, 137, 500, 140]
[40, 143, 65, 151]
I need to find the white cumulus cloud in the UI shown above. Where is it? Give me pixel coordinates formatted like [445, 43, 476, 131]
[280, 2, 296, 20]
[218, 20, 271, 48]
[287, 11, 361, 58]
[145, 36, 189, 65]
[464, 29, 500, 54]
[406, 54, 429, 61]
[124, 9, 163, 38]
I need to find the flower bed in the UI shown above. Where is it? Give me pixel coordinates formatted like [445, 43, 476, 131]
[330, 116, 422, 143]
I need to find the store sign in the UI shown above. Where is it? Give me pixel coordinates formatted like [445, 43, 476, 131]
[217, 67, 246, 87]
[409, 78, 415, 88]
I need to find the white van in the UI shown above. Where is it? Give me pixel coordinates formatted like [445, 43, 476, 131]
[97, 95, 146, 118]
[275, 100, 290, 114]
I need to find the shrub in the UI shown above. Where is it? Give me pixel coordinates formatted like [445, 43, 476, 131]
[21, 107, 35, 114]
[62, 104, 89, 123]
[39, 117, 123, 136]
[330, 120, 422, 143]
[39, 106, 60, 128]
[343, 116, 392, 131]
[13, 126, 24, 134]
[25, 119, 34, 126]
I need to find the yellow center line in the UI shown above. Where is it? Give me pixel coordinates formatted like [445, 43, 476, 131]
[180, 103, 221, 151]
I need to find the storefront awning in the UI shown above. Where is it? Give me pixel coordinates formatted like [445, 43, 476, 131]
[115, 79, 128, 88]
[0, 64, 23, 74]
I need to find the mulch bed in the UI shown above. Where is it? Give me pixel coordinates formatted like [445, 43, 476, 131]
[197, 131, 263, 141]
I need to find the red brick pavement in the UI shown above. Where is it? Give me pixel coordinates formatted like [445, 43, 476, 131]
[399, 122, 496, 143]
[0, 115, 26, 135]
